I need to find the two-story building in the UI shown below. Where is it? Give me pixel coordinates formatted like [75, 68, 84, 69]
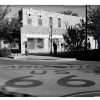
[19, 8, 83, 54]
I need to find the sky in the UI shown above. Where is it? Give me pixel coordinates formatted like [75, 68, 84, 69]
[5, 5, 86, 18]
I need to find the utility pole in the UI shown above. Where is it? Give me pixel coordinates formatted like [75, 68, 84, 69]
[85, 5, 88, 51]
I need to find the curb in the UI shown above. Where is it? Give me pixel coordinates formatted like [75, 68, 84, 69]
[8, 56, 27, 59]
[62, 90, 100, 97]
[0, 56, 26, 59]
[0, 55, 76, 61]
[76, 57, 100, 61]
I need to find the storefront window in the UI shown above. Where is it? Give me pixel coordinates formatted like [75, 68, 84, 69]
[48, 38, 60, 49]
[53, 38, 60, 48]
[28, 38, 35, 49]
[28, 38, 44, 49]
[36, 38, 44, 49]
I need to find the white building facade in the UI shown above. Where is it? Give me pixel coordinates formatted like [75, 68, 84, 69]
[19, 8, 84, 54]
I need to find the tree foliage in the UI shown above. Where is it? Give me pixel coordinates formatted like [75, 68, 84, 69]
[7, 17, 21, 44]
[0, 6, 21, 45]
[63, 19, 91, 51]
[0, 6, 10, 40]
[88, 5, 100, 49]
[59, 10, 78, 16]
[0, 5, 9, 20]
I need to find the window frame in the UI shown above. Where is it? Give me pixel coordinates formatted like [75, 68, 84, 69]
[27, 14, 32, 25]
[58, 18, 61, 27]
[49, 17, 53, 26]
[38, 15, 42, 25]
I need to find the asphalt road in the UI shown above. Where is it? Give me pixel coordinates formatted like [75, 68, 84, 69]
[0, 57, 100, 97]
[0, 57, 100, 66]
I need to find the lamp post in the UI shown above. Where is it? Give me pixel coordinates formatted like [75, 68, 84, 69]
[50, 24, 53, 54]
[49, 17, 53, 54]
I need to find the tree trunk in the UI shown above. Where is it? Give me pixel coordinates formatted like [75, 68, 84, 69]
[97, 37, 100, 49]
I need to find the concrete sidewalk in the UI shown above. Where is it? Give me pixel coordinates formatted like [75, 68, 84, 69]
[8, 53, 76, 61]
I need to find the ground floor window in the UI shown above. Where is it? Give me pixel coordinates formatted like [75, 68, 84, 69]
[28, 38, 44, 49]
[48, 38, 62, 48]
[53, 38, 60, 48]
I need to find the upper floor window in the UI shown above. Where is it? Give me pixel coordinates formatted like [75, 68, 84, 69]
[58, 18, 61, 27]
[27, 14, 32, 25]
[27, 18, 32, 25]
[38, 15, 42, 25]
[49, 17, 53, 26]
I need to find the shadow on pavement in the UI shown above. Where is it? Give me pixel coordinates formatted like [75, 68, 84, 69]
[29, 49, 100, 61]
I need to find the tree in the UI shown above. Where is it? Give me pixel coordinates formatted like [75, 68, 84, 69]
[88, 5, 100, 49]
[59, 10, 78, 16]
[0, 6, 21, 49]
[0, 16, 20, 45]
[6, 17, 21, 45]
[63, 19, 91, 51]
[0, 5, 10, 40]
[0, 5, 9, 20]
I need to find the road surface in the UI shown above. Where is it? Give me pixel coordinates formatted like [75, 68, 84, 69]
[0, 56, 100, 97]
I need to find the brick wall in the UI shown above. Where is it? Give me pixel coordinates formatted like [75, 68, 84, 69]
[20, 8, 83, 54]
[22, 8, 82, 29]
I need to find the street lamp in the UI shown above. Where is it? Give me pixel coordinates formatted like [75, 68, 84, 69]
[49, 17, 53, 54]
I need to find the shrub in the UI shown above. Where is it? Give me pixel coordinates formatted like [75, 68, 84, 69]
[0, 48, 11, 57]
